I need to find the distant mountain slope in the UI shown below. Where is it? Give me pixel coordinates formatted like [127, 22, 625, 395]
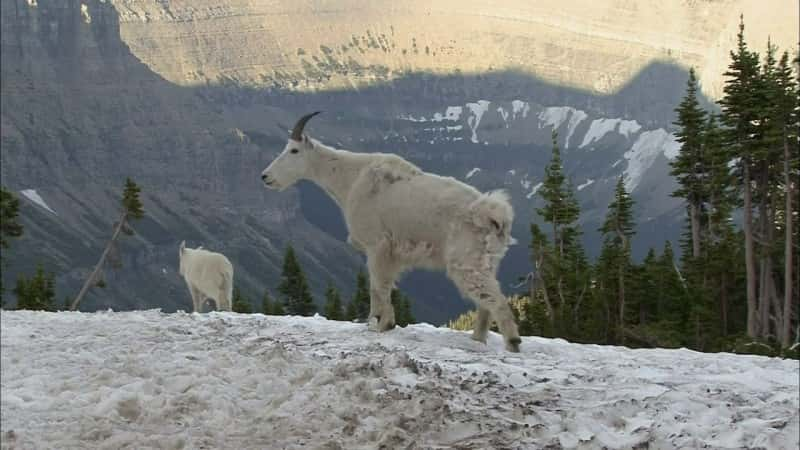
[1, 0, 796, 323]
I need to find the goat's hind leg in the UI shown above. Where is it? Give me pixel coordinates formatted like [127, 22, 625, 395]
[448, 266, 521, 352]
[471, 307, 491, 343]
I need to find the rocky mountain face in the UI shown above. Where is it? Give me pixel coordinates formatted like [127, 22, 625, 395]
[1, 0, 796, 323]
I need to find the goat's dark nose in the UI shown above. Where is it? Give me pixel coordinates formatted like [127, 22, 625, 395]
[261, 174, 268, 181]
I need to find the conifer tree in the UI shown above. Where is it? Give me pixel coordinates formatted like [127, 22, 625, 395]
[598, 177, 636, 342]
[323, 282, 344, 320]
[391, 288, 415, 326]
[70, 178, 145, 311]
[671, 67, 709, 260]
[529, 131, 586, 338]
[0, 187, 23, 306]
[349, 270, 371, 321]
[0, 187, 23, 250]
[718, 17, 763, 338]
[232, 286, 252, 313]
[261, 290, 274, 315]
[278, 245, 316, 315]
[14, 265, 56, 311]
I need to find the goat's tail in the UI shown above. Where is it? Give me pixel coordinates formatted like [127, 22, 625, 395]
[469, 190, 517, 246]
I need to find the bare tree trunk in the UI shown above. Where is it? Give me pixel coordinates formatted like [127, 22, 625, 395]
[689, 201, 702, 259]
[70, 212, 128, 311]
[743, 163, 759, 338]
[532, 252, 555, 324]
[782, 137, 795, 348]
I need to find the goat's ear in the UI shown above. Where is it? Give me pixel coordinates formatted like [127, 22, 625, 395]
[179, 240, 186, 253]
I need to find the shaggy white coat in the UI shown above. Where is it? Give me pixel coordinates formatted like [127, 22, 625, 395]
[178, 241, 234, 312]
[261, 125, 521, 351]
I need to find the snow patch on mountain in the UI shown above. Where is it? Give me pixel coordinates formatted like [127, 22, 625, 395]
[564, 109, 588, 148]
[20, 189, 57, 215]
[577, 179, 595, 191]
[511, 100, 530, 119]
[466, 100, 491, 144]
[538, 106, 572, 130]
[623, 129, 680, 191]
[527, 182, 544, 199]
[1, 310, 797, 450]
[580, 118, 642, 149]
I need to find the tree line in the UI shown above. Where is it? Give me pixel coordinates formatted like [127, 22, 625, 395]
[451, 18, 798, 357]
[232, 245, 415, 326]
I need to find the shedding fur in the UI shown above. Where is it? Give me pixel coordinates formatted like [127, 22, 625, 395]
[261, 113, 521, 352]
[178, 241, 234, 313]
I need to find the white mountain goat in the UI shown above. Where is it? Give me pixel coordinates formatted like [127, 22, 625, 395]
[178, 241, 234, 313]
[260, 112, 522, 351]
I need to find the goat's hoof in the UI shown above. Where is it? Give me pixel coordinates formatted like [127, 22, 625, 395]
[505, 337, 522, 353]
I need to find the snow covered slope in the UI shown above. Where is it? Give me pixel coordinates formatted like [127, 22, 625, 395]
[1, 310, 798, 449]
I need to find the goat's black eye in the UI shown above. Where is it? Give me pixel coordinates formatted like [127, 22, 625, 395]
[290, 148, 299, 154]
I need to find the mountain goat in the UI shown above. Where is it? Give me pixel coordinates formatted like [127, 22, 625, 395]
[260, 112, 521, 352]
[178, 241, 234, 313]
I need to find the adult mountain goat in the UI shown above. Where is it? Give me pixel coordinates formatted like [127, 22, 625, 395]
[178, 241, 234, 313]
[261, 112, 521, 351]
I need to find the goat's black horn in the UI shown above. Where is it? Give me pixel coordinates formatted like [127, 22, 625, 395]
[290, 111, 322, 141]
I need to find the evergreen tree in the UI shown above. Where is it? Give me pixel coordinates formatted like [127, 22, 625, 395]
[671, 67, 709, 260]
[529, 131, 587, 339]
[323, 282, 344, 320]
[718, 17, 763, 338]
[70, 178, 145, 311]
[391, 288, 416, 326]
[0, 187, 23, 249]
[598, 177, 636, 343]
[232, 286, 252, 313]
[0, 187, 24, 306]
[278, 245, 316, 315]
[272, 298, 286, 315]
[14, 265, 56, 311]
[261, 290, 274, 315]
[349, 270, 371, 321]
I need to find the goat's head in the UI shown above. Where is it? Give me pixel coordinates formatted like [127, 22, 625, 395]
[261, 111, 322, 191]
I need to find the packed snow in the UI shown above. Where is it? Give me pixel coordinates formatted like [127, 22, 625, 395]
[19, 189, 57, 215]
[2, 310, 797, 449]
[623, 129, 680, 191]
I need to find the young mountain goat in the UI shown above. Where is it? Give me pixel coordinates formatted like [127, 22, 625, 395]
[261, 112, 521, 351]
[178, 241, 234, 313]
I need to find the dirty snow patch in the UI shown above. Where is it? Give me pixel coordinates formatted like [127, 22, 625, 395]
[20, 189, 57, 215]
[1, 311, 797, 450]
